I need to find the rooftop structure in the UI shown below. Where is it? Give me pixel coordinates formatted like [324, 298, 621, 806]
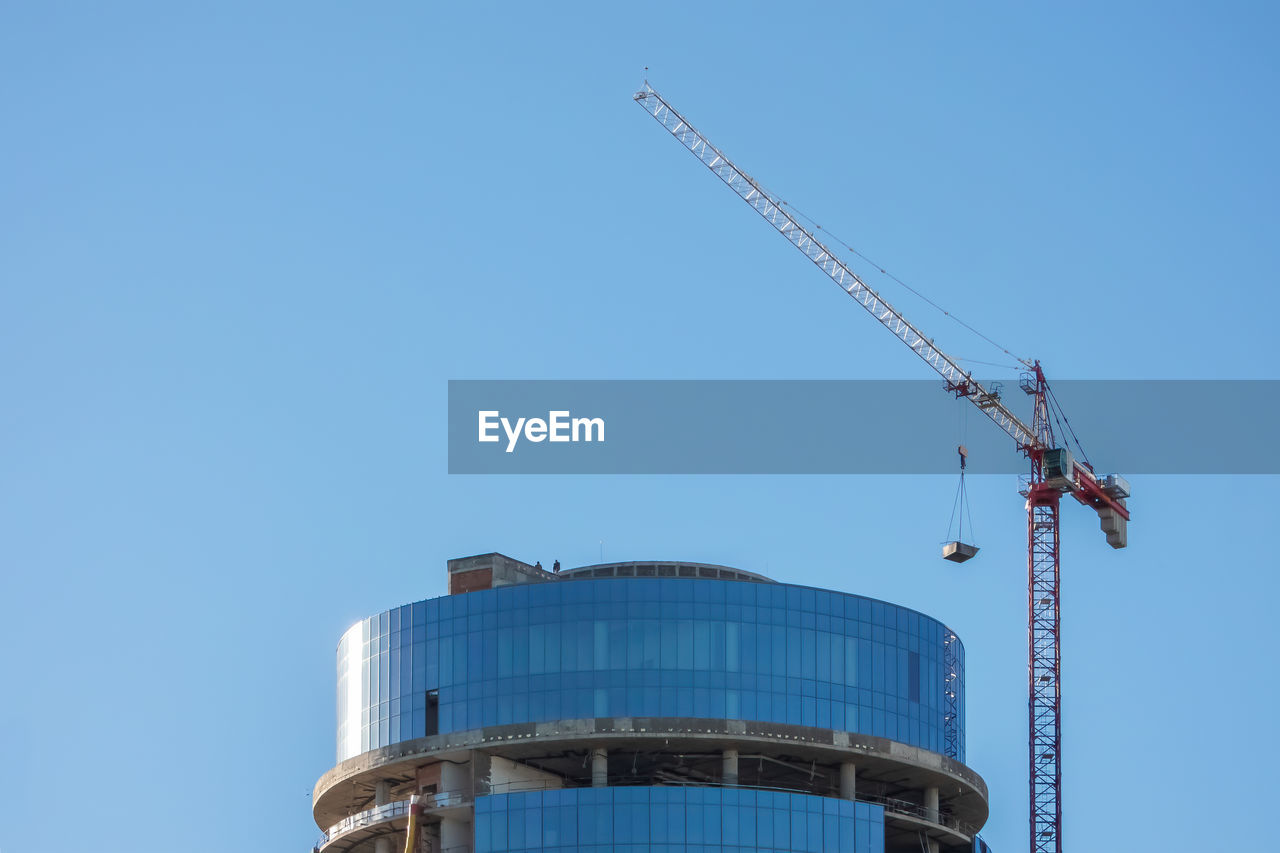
[311, 553, 993, 853]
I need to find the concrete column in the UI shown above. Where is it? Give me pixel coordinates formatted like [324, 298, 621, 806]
[374, 781, 395, 853]
[839, 762, 857, 801]
[923, 784, 941, 853]
[440, 816, 468, 853]
[592, 748, 608, 787]
[924, 785, 940, 823]
[440, 760, 470, 803]
[722, 749, 739, 786]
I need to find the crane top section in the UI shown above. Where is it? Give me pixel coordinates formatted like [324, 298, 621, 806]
[634, 83, 1129, 544]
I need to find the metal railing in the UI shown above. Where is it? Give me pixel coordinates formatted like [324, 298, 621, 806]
[483, 779, 562, 796]
[856, 791, 978, 839]
[324, 799, 411, 843]
[315, 777, 975, 851]
[320, 782, 551, 848]
[598, 777, 977, 839]
[322, 791, 469, 844]
[429, 790, 466, 808]
[515, 774, 977, 838]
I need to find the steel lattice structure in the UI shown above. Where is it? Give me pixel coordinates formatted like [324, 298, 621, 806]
[1027, 490, 1062, 852]
[1024, 365, 1064, 853]
[635, 83, 1131, 853]
[943, 628, 962, 761]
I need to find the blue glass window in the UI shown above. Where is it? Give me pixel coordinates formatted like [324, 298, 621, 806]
[337, 578, 966, 765]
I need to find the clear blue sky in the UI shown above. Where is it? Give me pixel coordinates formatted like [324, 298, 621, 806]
[2, 3, 1276, 851]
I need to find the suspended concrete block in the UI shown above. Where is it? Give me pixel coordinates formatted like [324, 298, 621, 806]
[942, 541, 979, 563]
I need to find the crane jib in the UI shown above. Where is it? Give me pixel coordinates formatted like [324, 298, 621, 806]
[635, 85, 1039, 454]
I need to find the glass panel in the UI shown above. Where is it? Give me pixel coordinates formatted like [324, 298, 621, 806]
[338, 579, 960, 760]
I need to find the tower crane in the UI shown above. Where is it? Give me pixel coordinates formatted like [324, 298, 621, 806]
[635, 83, 1130, 853]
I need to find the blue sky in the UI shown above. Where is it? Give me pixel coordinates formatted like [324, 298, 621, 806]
[2, 2, 1277, 851]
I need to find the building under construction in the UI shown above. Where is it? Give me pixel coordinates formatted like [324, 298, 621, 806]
[310, 553, 995, 853]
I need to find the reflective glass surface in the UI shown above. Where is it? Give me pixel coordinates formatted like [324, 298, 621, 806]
[474, 787, 885, 853]
[336, 578, 964, 763]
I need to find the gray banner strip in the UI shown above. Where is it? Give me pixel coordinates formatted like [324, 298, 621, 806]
[447, 380, 1279, 474]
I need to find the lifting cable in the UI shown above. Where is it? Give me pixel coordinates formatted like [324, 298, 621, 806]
[952, 402, 977, 540]
[1045, 381, 1093, 467]
[949, 355, 1025, 370]
[947, 462, 975, 543]
[774, 197, 1033, 368]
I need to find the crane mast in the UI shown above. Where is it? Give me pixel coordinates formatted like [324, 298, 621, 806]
[635, 83, 1130, 853]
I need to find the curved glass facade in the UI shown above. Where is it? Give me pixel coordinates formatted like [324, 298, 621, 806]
[336, 578, 964, 763]
[475, 788, 885, 853]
